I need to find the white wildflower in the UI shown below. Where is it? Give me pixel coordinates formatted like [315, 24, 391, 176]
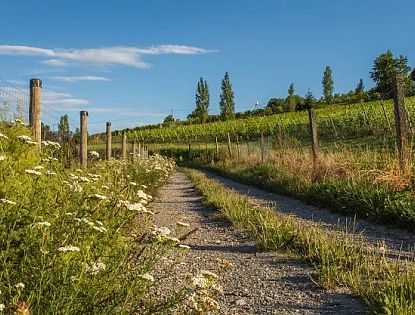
[0, 198, 16, 205]
[0, 303, 4, 311]
[33, 165, 44, 170]
[93, 226, 107, 232]
[178, 244, 191, 250]
[46, 170, 56, 176]
[75, 169, 83, 173]
[89, 194, 108, 200]
[14, 119, 25, 125]
[101, 185, 110, 190]
[86, 262, 106, 275]
[14, 282, 25, 289]
[25, 169, 42, 176]
[139, 273, 155, 282]
[0, 133, 9, 139]
[79, 176, 90, 182]
[89, 151, 100, 158]
[58, 246, 80, 252]
[137, 190, 149, 200]
[0, 156, 6, 162]
[33, 221, 51, 227]
[17, 135, 32, 141]
[129, 182, 137, 186]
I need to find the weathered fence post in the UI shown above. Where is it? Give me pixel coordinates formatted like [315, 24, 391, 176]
[122, 130, 127, 160]
[393, 76, 407, 172]
[29, 79, 42, 149]
[138, 142, 141, 159]
[80, 111, 88, 169]
[215, 136, 219, 160]
[106, 122, 112, 160]
[227, 133, 233, 158]
[260, 133, 265, 164]
[131, 141, 136, 162]
[308, 108, 319, 162]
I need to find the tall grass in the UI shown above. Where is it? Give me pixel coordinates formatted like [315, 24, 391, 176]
[184, 168, 415, 314]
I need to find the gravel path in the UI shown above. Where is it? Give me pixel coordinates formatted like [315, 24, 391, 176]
[150, 172, 367, 314]
[201, 170, 415, 260]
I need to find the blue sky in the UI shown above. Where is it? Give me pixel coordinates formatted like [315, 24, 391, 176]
[0, 0, 414, 132]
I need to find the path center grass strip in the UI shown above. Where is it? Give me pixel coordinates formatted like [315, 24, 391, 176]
[183, 168, 415, 314]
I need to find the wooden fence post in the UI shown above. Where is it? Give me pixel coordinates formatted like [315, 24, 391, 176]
[393, 76, 407, 172]
[308, 108, 319, 163]
[80, 111, 88, 169]
[106, 122, 112, 160]
[29, 79, 42, 149]
[132, 141, 136, 162]
[227, 133, 233, 158]
[138, 142, 141, 159]
[122, 130, 127, 160]
[260, 133, 265, 164]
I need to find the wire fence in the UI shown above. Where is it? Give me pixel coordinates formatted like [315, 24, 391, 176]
[0, 77, 30, 124]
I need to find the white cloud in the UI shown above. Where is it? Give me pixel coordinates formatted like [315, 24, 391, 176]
[0, 44, 216, 69]
[43, 90, 90, 108]
[52, 76, 110, 83]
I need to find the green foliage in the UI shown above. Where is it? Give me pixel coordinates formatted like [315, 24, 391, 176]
[163, 114, 175, 126]
[286, 83, 296, 112]
[370, 50, 412, 98]
[185, 168, 415, 314]
[190, 78, 210, 123]
[304, 89, 316, 110]
[322, 66, 334, 104]
[0, 122, 222, 313]
[219, 72, 235, 120]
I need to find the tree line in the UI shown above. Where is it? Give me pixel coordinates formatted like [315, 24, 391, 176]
[163, 50, 415, 125]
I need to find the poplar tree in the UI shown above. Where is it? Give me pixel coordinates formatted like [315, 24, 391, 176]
[322, 66, 334, 104]
[219, 72, 235, 120]
[286, 83, 296, 112]
[191, 77, 209, 123]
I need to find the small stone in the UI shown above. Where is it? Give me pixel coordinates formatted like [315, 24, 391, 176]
[235, 298, 247, 306]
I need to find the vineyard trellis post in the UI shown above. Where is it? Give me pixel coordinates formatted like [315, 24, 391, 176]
[138, 142, 141, 159]
[308, 108, 319, 163]
[132, 141, 136, 162]
[106, 122, 112, 160]
[122, 130, 127, 160]
[393, 76, 407, 172]
[29, 79, 42, 150]
[227, 133, 233, 158]
[260, 132, 265, 164]
[80, 111, 88, 169]
[188, 142, 192, 160]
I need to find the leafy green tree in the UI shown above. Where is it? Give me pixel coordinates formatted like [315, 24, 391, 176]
[58, 114, 70, 140]
[370, 50, 412, 98]
[219, 72, 235, 120]
[286, 83, 296, 112]
[190, 78, 210, 123]
[355, 79, 365, 102]
[163, 114, 175, 125]
[411, 68, 415, 81]
[322, 66, 334, 104]
[304, 90, 316, 110]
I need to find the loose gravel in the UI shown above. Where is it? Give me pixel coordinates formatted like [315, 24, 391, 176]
[150, 172, 367, 314]
[201, 170, 415, 260]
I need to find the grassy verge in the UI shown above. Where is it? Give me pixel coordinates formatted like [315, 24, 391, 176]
[184, 167, 415, 314]
[184, 158, 415, 232]
[0, 121, 220, 314]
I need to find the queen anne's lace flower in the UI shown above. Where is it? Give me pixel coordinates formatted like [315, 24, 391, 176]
[89, 151, 100, 158]
[25, 169, 42, 176]
[139, 273, 155, 282]
[0, 198, 16, 205]
[58, 246, 80, 252]
[0, 156, 6, 162]
[33, 221, 51, 227]
[0, 133, 8, 139]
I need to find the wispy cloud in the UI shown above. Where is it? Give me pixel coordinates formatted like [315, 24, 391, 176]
[43, 90, 90, 108]
[52, 76, 110, 83]
[0, 44, 216, 69]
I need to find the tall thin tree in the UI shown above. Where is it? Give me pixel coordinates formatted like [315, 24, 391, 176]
[286, 83, 296, 112]
[191, 77, 210, 123]
[219, 72, 235, 120]
[322, 66, 334, 105]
